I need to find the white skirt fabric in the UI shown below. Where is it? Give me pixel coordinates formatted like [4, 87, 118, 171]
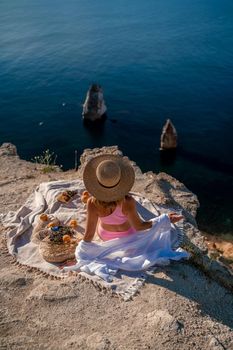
[63, 214, 190, 282]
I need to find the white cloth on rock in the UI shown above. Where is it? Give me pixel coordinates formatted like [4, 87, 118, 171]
[63, 214, 189, 282]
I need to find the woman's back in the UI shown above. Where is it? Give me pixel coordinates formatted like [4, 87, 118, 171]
[93, 197, 135, 241]
[99, 204, 128, 225]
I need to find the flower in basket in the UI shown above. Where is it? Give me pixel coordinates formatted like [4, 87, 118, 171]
[62, 235, 71, 243]
[48, 226, 74, 244]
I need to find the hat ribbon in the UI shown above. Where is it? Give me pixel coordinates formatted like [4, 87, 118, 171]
[97, 178, 121, 189]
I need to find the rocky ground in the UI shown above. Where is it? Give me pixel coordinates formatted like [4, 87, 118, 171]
[0, 143, 232, 350]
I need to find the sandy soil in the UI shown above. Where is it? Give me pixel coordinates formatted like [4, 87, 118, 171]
[0, 144, 232, 350]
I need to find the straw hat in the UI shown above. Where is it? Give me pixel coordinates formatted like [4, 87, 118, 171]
[83, 154, 135, 202]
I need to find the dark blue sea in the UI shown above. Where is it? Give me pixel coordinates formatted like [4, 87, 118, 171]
[0, 0, 233, 235]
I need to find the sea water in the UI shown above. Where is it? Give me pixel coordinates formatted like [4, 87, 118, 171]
[0, 0, 233, 235]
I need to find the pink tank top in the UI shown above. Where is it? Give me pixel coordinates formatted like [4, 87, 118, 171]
[99, 205, 128, 225]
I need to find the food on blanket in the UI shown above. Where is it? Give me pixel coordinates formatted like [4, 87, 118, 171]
[40, 213, 49, 222]
[57, 190, 77, 203]
[57, 193, 70, 203]
[66, 190, 77, 197]
[62, 234, 71, 243]
[69, 219, 78, 228]
[48, 225, 74, 244]
[81, 190, 90, 204]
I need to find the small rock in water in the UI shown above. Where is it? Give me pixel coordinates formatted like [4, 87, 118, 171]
[160, 118, 177, 150]
[39, 121, 44, 126]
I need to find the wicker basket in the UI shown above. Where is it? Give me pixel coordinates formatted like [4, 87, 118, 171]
[39, 236, 78, 263]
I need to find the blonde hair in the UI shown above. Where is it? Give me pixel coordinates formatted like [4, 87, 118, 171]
[92, 197, 124, 210]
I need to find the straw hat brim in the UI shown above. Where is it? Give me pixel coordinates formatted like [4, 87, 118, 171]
[83, 154, 135, 202]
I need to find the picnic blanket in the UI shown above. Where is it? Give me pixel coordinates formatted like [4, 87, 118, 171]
[2, 179, 189, 300]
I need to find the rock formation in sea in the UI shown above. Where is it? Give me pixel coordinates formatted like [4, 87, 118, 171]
[160, 119, 178, 150]
[82, 84, 107, 122]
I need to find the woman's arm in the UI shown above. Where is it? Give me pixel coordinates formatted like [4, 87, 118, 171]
[123, 196, 153, 231]
[83, 198, 98, 242]
[123, 197, 183, 231]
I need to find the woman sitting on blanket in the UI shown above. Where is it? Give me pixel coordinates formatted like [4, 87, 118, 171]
[82, 154, 182, 242]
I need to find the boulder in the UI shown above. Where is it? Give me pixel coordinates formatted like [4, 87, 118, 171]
[0, 143, 18, 157]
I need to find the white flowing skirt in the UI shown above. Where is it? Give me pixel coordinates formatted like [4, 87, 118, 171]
[63, 214, 190, 282]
